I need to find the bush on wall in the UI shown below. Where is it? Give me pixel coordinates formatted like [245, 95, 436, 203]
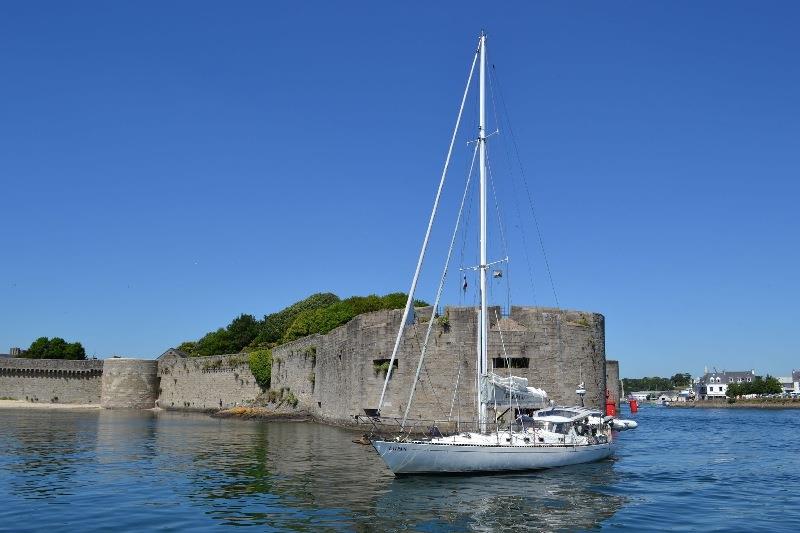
[248, 349, 273, 389]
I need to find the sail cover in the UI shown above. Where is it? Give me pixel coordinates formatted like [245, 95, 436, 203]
[480, 372, 549, 409]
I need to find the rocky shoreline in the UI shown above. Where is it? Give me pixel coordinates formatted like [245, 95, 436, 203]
[211, 405, 313, 421]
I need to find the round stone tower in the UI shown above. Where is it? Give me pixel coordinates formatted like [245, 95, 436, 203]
[606, 359, 622, 409]
[101, 358, 159, 409]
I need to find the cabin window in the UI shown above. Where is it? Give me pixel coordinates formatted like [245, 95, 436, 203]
[493, 357, 529, 369]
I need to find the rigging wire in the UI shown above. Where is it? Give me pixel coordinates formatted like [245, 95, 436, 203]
[402, 142, 480, 427]
[486, 144, 512, 313]
[377, 43, 480, 412]
[492, 64, 560, 308]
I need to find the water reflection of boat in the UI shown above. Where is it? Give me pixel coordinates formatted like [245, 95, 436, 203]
[373, 461, 625, 531]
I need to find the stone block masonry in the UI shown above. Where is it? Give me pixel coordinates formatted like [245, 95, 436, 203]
[606, 360, 621, 409]
[156, 353, 261, 411]
[0, 358, 103, 404]
[271, 305, 607, 426]
[101, 359, 159, 409]
[0, 305, 610, 420]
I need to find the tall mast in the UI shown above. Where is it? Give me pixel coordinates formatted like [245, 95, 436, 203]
[478, 31, 489, 432]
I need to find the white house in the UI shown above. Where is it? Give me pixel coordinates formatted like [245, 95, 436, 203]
[696, 369, 755, 399]
[778, 374, 800, 394]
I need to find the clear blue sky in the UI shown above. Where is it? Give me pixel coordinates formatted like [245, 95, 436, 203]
[1, 2, 798, 378]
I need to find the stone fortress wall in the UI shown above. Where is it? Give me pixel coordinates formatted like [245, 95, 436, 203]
[269, 305, 608, 425]
[0, 358, 104, 404]
[606, 359, 622, 409]
[0, 305, 613, 423]
[157, 352, 261, 410]
[101, 358, 159, 409]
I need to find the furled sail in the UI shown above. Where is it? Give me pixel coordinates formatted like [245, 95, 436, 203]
[480, 372, 549, 409]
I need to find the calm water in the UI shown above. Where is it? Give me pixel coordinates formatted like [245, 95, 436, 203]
[1, 406, 798, 532]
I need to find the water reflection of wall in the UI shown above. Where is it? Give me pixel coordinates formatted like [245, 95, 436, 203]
[166, 415, 624, 531]
[0, 409, 101, 499]
[155, 415, 388, 528]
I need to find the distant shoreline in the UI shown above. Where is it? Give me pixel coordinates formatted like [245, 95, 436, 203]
[669, 401, 800, 410]
[0, 399, 100, 410]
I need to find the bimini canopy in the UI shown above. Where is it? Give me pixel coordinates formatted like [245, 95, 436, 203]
[480, 372, 549, 409]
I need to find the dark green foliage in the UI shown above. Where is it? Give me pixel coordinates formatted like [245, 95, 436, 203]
[282, 293, 427, 343]
[726, 375, 783, 398]
[251, 293, 340, 347]
[622, 376, 681, 392]
[22, 337, 86, 360]
[176, 341, 198, 354]
[192, 314, 259, 356]
[227, 314, 260, 350]
[670, 373, 693, 388]
[248, 349, 273, 389]
[181, 292, 428, 357]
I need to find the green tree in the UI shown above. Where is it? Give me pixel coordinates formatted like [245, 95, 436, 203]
[252, 293, 341, 347]
[670, 373, 692, 388]
[26, 337, 51, 359]
[62, 342, 87, 360]
[226, 314, 260, 350]
[282, 293, 427, 343]
[763, 375, 783, 394]
[181, 292, 430, 356]
[20, 337, 86, 360]
[176, 341, 198, 355]
[194, 328, 233, 356]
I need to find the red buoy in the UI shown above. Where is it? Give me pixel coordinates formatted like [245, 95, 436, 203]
[629, 398, 639, 413]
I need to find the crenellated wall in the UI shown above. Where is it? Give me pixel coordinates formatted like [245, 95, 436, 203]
[0, 305, 610, 422]
[0, 358, 103, 404]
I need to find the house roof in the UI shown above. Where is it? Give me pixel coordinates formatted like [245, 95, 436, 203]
[157, 348, 188, 360]
[700, 370, 755, 384]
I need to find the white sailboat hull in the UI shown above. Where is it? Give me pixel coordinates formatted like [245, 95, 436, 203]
[372, 440, 613, 475]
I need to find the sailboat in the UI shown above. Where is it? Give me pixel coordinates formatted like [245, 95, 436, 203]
[365, 32, 615, 475]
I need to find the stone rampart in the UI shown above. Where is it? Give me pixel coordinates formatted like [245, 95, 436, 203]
[0, 358, 103, 404]
[0, 305, 608, 421]
[606, 360, 621, 408]
[156, 353, 261, 410]
[101, 359, 159, 409]
[272, 305, 607, 425]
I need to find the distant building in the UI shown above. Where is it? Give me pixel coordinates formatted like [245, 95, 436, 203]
[778, 374, 800, 394]
[1, 347, 21, 358]
[697, 369, 756, 399]
[629, 392, 650, 402]
[657, 391, 678, 405]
